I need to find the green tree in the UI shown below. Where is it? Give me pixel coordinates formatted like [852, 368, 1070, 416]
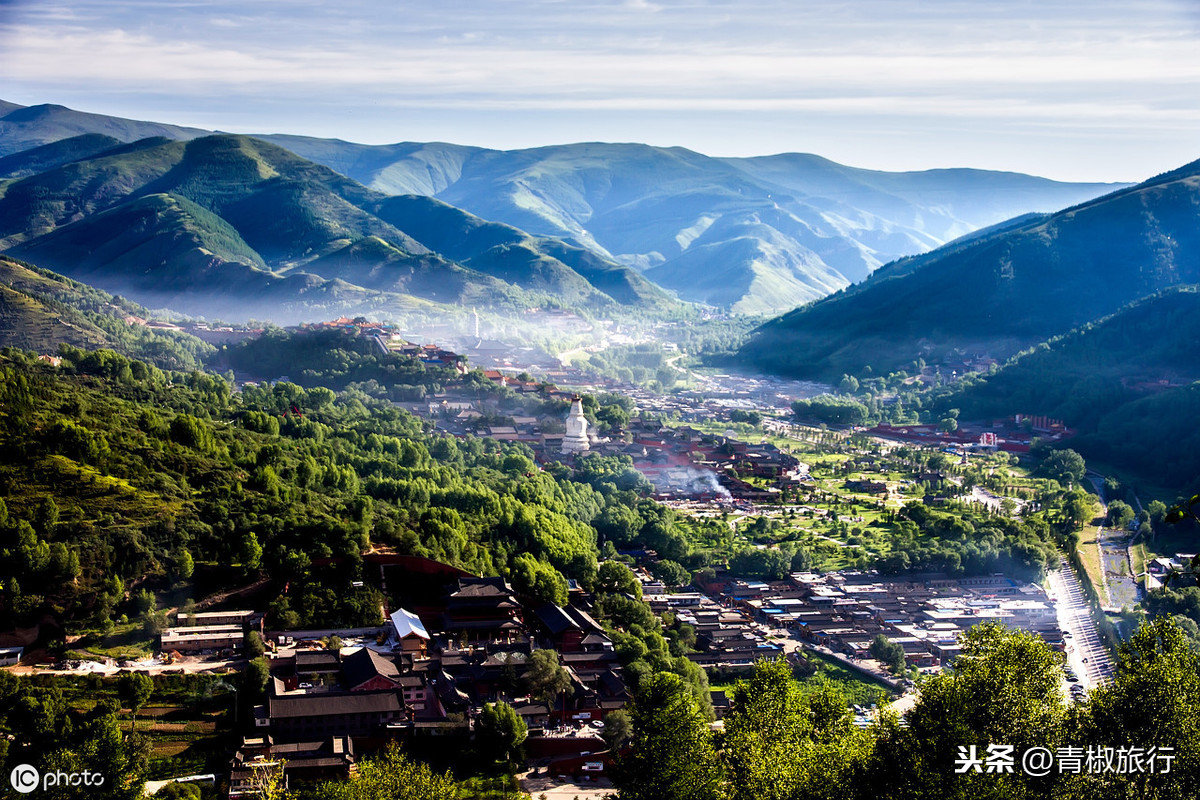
[510, 553, 568, 607]
[143, 609, 169, 637]
[1148, 499, 1168, 527]
[613, 672, 723, 800]
[1039, 448, 1086, 487]
[651, 559, 691, 587]
[723, 658, 810, 800]
[169, 413, 213, 452]
[476, 701, 528, 766]
[118, 672, 153, 732]
[597, 560, 642, 597]
[172, 547, 194, 580]
[156, 782, 202, 800]
[308, 744, 458, 800]
[240, 532, 263, 572]
[1062, 487, 1098, 531]
[244, 630, 266, 658]
[869, 634, 907, 674]
[792, 395, 869, 426]
[601, 708, 634, 751]
[525, 648, 573, 719]
[1071, 616, 1200, 797]
[871, 623, 1067, 799]
[1106, 499, 1136, 530]
[244, 657, 270, 698]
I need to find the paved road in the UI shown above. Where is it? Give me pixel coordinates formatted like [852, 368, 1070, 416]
[1048, 558, 1115, 690]
[968, 486, 1026, 515]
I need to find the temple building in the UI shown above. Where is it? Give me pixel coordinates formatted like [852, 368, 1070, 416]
[443, 577, 526, 644]
[561, 394, 590, 454]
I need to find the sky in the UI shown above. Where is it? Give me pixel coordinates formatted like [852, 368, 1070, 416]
[1, 0, 1198, 182]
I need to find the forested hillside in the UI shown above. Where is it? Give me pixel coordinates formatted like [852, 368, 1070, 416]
[0, 346, 709, 699]
[0, 256, 212, 370]
[741, 159, 1200, 380]
[936, 287, 1200, 491]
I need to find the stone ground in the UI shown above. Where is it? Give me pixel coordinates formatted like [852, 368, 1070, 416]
[520, 772, 614, 799]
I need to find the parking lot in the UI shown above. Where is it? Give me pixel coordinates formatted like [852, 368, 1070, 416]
[1048, 557, 1115, 691]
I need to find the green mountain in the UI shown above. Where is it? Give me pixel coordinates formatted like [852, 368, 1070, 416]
[0, 255, 212, 369]
[937, 287, 1200, 492]
[0, 100, 1124, 315]
[740, 159, 1200, 380]
[0, 133, 660, 320]
[643, 221, 851, 315]
[0, 102, 207, 156]
[369, 194, 670, 307]
[0, 133, 124, 180]
[262, 137, 1122, 314]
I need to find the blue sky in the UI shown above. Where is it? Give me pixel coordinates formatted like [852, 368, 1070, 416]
[2, 0, 1198, 181]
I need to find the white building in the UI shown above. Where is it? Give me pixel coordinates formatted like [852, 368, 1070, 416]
[561, 395, 590, 454]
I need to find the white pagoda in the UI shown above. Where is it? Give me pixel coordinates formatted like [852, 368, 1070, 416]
[561, 394, 591, 454]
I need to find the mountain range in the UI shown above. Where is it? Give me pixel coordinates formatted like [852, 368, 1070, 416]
[0, 100, 1124, 316]
[242, 138, 1128, 315]
[740, 159, 1200, 381]
[0, 129, 667, 322]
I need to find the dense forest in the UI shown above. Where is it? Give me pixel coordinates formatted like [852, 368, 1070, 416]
[0, 345, 660, 628]
[213, 326, 461, 398]
[0, 339, 712, 699]
[933, 288, 1200, 493]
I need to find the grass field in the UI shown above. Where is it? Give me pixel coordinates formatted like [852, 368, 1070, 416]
[1075, 522, 1107, 600]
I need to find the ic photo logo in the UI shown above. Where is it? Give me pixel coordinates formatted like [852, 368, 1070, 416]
[9, 764, 106, 793]
[10, 764, 39, 794]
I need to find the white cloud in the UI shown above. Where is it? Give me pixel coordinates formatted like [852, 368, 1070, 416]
[1, 0, 1198, 180]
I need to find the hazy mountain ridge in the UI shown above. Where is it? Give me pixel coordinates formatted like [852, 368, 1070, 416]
[0, 100, 1125, 316]
[367, 194, 668, 307]
[276, 137, 1120, 315]
[739, 159, 1200, 380]
[0, 102, 209, 156]
[0, 133, 125, 180]
[0, 128, 665, 320]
